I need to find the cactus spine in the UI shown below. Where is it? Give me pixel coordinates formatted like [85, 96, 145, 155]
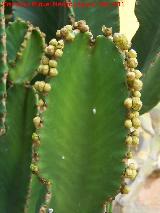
[0, 2, 8, 135]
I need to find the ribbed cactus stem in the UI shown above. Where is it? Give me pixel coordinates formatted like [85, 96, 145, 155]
[0, 2, 8, 135]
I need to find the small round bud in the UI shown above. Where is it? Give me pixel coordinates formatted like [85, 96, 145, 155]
[60, 27, 68, 37]
[54, 49, 63, 58]
[32, 133, 39, 141]
[49, 60, 57, 68]
[65, 25, 73, 31]
[57, 40, 64, 49]
[40, 65, 49, 75]
[41, 56, 49, 65]
[124, 119, 132, 129]
[56, 30, 61, 38]
[45, 45, 55, 55]
[43, 83, 51, 92]
[65, 33, 75, 41]
[127, 72, 135, 81]
[30, 164, 39, 173]
[132, 97, 142, 111]
[49, 68, 58, 77]
[126, 151, 133, 159]
[132, 117, 141, 128]
[33, 116, 42, 129]
[132, 91, 141, 98]
[131, 129, 139, 136]
[125, 136, 132, 145]
[38, 99, 45, 107]
[102, 25, 112, 36]
[128, 111, 139, 119]
[121, 185, 130, 194]
[127, 49, 137, 58]
[133, 79, 143, 91]
[127, 58, 138, 68]
[124, 98, 132, 109]
[134, 70, 142, 79]
[132, 136, 139, 145]
[49, 39, 58, 46]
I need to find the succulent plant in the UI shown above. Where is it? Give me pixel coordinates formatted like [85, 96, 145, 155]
[0, 1, 160, 213]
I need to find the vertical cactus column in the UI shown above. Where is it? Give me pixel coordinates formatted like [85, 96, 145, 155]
[0, 2, 8, 135]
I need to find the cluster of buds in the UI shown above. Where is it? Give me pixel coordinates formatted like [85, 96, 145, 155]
[123, 47, 143, 148]
[113, 33, 131, 50]
[102, 25, 113, 41]
[73, 20, 90, 33]
[56, 25, 75, 41]
[34, 81, 51, 93]
[45, 39, 64, 58]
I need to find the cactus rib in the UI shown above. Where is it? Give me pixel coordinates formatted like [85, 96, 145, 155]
[0, 2, 8, 136]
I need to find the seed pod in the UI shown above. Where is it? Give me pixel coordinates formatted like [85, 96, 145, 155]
[65, 32, 75, 41]
[127, 49, 137, 58]
[132, 136, 139, 145]
[45, 45, 55, 56]
[127, 58, 138, 68]
[49, 68, 58, 77]
[41, 56, 49, 65]
[125, 136, 132, 145]
[54, 49, 63, 58]
[49, 38, 58, 46]
[124, 119, 132, 129]
[133, 79, 143, 91]
[127, 72, 135, 81]
[132, 91, 141, 98]
[49, 60, 57, 68]
[132, 117, 141, 128]
[57, 40, 64, 49]
[43, 83, 51, 92]
[134, 70, 142, 79]
[132, 97, 142, 111]
[124, 98, 132, 109]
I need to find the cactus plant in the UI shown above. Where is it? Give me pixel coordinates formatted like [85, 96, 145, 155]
[0, 0, 160, 212]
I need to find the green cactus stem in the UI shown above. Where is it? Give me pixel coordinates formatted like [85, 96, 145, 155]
[0, 85, 37, 212]
[0, 2, 8, 135]
[30, 22, 142, 213]
[6, 19, 45, 84]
